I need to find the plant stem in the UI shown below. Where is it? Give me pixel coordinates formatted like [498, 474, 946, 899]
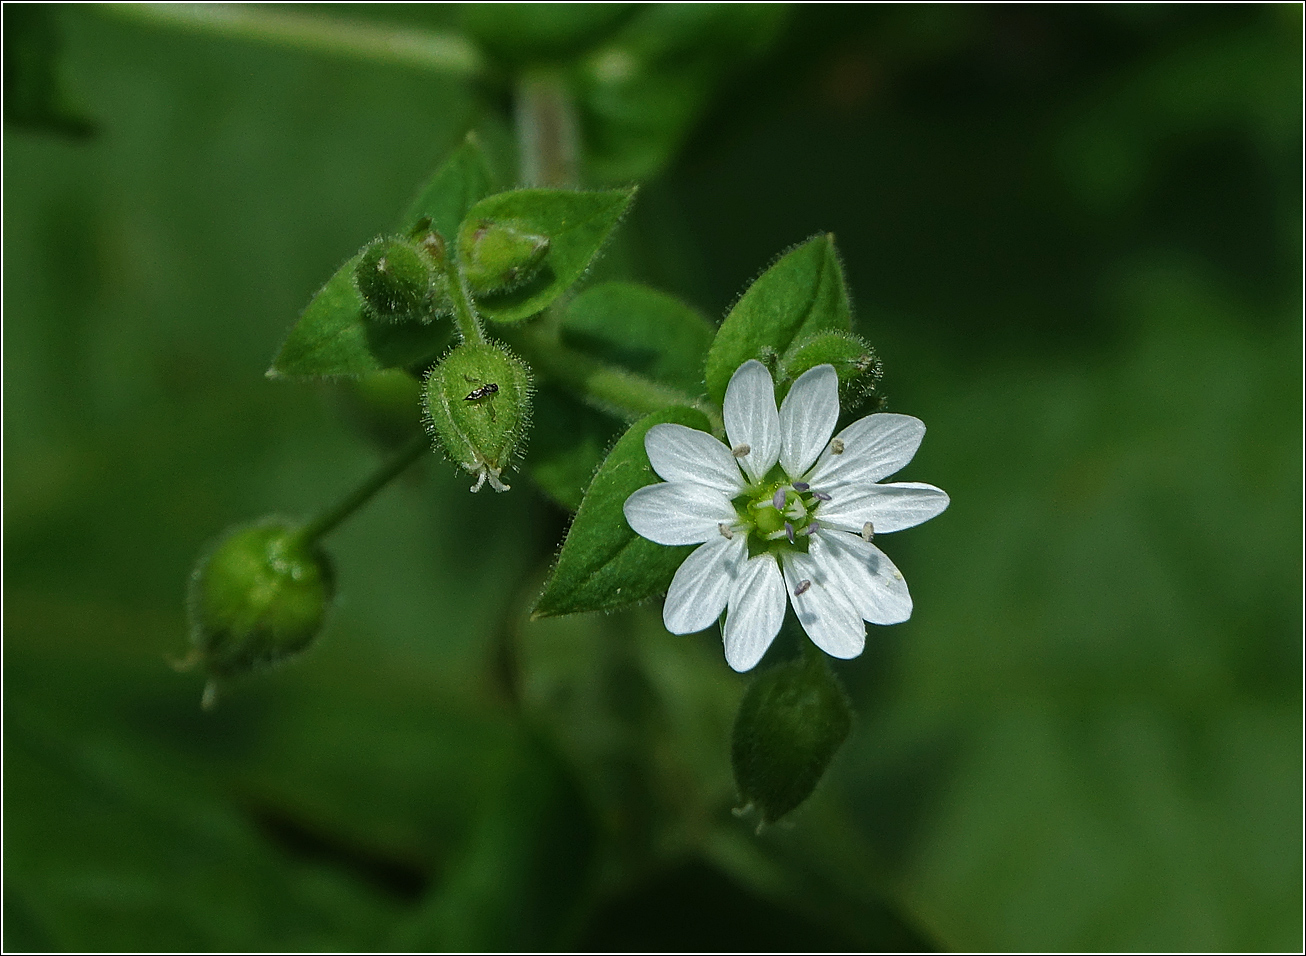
[503, 324, 725, 433]
[443, 255, 487, 345]
[100, 3, 488, 79]
[515, 69, 579, 187]
[299, 433, 428, 544]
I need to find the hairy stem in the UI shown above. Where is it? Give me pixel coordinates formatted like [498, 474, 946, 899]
[443, 255, 487, 345]
[100, 3, 487, 78]
[298, 433, 428, 544]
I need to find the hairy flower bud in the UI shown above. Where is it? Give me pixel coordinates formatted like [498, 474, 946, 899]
[782, 331, 883, 411]
[354, 233, 451, 323]
[457, 218, 550, 296]
[731, 651, 853, 826]
[186, 518, 334, 706]
[423, 341, 533, 492]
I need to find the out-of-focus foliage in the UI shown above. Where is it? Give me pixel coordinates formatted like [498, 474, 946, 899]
[4, 4, 1300, 952]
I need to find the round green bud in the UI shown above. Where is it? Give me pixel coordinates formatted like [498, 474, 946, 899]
[457, 218, 551, 296]
[187, 518, 334, 689]
[731, 653, 853, 827]
[423, 341, 533, 493]
[355, 237, 438, 323]
[781, 331, 884, 412]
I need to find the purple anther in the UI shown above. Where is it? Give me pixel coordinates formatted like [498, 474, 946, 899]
[794, 579, 812, 596]
[793, 481, 810, 492]
[813, 491, 832, 502]
[803, 520, 821, 535]
[785, 522, 795, 544]
[772, 488, 787, 510]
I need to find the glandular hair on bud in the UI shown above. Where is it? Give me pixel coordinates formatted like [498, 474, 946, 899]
[354, 235, 450, 323]
[457, 217, 550, 296]
[187, 518, 334, 683]
[781, 331, 883, 410]
[731, 652, 853, 826]
[423, 341, 533, 492]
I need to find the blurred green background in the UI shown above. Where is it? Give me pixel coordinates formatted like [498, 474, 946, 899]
[4, 3, 1300, 951]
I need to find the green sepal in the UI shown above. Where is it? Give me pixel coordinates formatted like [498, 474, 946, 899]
[731, 649, 853, 826]
[704, 235, 853, 405]
[778, 330, 883, 409]
[458, 218, 551, 295]
[461, 187, 636, 324]
[354, 237, 443, 324]
[267, 253, 450, 380]
[187, 518, 334, 681]
[423, 341, 534, 493]
[533, 405, 709, 617]
[559, 281, 714, 394]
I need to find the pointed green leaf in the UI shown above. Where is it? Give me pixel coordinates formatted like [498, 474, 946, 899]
[534, 405, 708, 617]
[559, 281, 714, 394]
[463, 188, 635, 324]
[399, 133, 496, 238]
[703, 235, 853, 405]
[267, 254, 450, 380]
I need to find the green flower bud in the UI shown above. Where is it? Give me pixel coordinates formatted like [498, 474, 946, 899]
[457, 218, 551, 296]
[423, 341, 533, 493]
[354, 234, 451, 323]
[185, 518, 334, 706]
[731, 652, 853, 827]
[781, 331, 883, 411]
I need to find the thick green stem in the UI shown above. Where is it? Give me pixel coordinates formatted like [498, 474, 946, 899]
[503, 324, 725, 433]
[515, 70, 579, 187]
[100, 3, 487, 78]
[444, 255, 487, 345]
[298, 433, 428, 544]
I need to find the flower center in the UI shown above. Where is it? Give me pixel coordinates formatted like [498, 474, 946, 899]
[732, 477, 825, 557]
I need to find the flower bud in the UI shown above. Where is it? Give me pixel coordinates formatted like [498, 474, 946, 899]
[186, 518, 334, 706]
[457, 218, 550, 296]
[423, 341, 533, 492]
[782, 331, 883, 411]
[354, 234, 451, 323]
[731, 652, 853, 826]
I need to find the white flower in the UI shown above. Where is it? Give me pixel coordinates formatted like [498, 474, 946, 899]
[623, 360, 949, 672]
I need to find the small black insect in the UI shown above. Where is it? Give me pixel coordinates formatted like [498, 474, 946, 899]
[464, 382, 499, 402]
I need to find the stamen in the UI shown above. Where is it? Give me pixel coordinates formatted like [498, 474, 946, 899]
[813, 491, 831, 501]
[804, 520, 821, 535]
[732, 443, 751, 458]
[794, 579, 811, 596]
[861, 521, 875, 542]
[772, 488, 786, 510]
[793, 481, 810, 492]
[830, 439, 845, 454]
[718, 522, 734, 539]
[785, 522, 795, 544]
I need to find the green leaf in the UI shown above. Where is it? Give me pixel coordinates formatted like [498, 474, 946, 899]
[527, 386, 622, 512]
[560, 281, 714, 394]
[463, 188, 636, 324]
[534, 405, 708, 617]
[399, 133, 496, 239]
[268, 139, 494, 380]
[703, 235, 853, 405]
[267, 254, 450, 380]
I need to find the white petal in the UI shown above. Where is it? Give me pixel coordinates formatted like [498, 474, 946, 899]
[644, 423, 746, 495]
[806, 413, 926, 489]
[723, 360, 781, 483]
[780, 550, 866, 660]
[816, 481, 950, 535]
[663, 534, 747, 634]
[623, 482, 736, 546]
[779, 364, 840, 479]
[722, 553, 786, 672]
[810, 530, 912, 625]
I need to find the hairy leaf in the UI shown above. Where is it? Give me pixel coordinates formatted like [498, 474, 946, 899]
[704, 235, 852, 405]
[534, 405, 708, 617]
[463, 188, 635, 324]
